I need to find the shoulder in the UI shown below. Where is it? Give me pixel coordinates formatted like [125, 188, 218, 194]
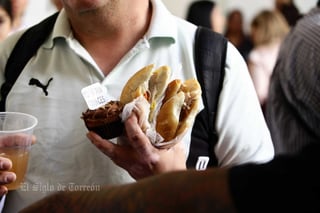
[0, 31, 26, 75]
[0, 31, 26, 57]
[175, 17, 198, 43]
[215, 42, 274, 166]
[225, 42, 249, 77]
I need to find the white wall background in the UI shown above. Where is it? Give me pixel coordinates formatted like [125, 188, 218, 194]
[22, 0, 57, 28]
[23, 0, 318, 31]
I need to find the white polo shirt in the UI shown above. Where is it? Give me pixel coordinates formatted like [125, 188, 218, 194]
[0, 0, 274, 212]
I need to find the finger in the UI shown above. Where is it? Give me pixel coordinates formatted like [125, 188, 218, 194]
[0, 172, 16, 185]
[0, 157, 12, 171]
[0, 185, 8, 196]
[86, 131, 116, 158]
[86, 131, 135, 161]
[125, 115, 157, 160]
[0, 134, 34, 147]
[87, 132, 141, 172]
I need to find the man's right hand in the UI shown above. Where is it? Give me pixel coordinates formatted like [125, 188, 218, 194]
[0, 157, 16, 195]
[87, 114, 187, 180]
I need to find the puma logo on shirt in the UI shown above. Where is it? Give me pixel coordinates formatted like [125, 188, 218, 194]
[29, 78, 53, 96]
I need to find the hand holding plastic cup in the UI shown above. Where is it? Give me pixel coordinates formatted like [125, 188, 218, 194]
[0, 112, 37, 190]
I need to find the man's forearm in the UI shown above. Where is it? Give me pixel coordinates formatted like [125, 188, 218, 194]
[21, 168, 237, 213]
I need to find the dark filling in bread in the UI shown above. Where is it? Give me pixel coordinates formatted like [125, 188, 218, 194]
[81, 101, 124, 139]
[82, 101, 123, 125]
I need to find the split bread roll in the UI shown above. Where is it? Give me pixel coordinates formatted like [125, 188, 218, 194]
[155, 91, 185, 141]
[156, 79, 201, 142]
[120, 64, 155, 105]
[120, 64, 202, 144]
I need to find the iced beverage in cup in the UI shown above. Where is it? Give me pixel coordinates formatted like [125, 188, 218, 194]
[0, 112, 38, 190]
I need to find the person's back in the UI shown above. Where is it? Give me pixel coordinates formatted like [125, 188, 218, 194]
[266, 3, 320, 155]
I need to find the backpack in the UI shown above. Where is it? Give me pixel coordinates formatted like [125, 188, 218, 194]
[0, 12, 227, 169]
[189, 26, 227, 168]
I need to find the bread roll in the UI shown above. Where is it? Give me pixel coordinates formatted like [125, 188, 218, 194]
[120, 64, 155, 105]
[176, 79, 201, 136]
[156, 78, 201, 142]
[148, 66, 171, 122]
[156, 91, 185, 141]
[162, 79, 182, 104]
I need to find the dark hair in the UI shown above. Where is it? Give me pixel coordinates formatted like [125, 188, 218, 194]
[0, 0, 13, 20]
[186, 1, 216, 28]
[318, 0, 320, 7]
[279, 4, 302, 26]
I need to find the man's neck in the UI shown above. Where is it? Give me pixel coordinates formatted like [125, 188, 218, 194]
[66, 1, 151, 44]
[64, 1, 152, 75]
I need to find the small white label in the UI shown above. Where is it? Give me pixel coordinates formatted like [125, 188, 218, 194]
[195, 156, 210, 171]
[81, 83, 108, 110]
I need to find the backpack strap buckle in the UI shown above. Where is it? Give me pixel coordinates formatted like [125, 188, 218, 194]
[195, 156, 210, 170]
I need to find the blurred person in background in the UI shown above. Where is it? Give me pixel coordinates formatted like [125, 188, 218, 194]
[266, 0, 320, 155]
[247, 10, 289, 112]
[275, 0, 302, 27]
[10, 0, 28, 31]
[225, 9, 253, 62]
[51, 0, 62, 11]
[0, 0, 13, 41]
[186, 0, 225, 34]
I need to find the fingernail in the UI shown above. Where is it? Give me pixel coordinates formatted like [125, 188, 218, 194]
[5, 173, 16, 183]
[0, 160, 10, 170]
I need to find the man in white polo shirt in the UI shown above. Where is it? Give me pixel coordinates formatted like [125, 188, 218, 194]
[0, 0, 273, 212]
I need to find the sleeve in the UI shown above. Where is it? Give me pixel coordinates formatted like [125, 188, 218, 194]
[229, 142, 320, 213]
[214, 42, 274, 167]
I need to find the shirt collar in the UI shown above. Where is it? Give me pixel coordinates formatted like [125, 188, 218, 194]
[43, 0, 177, 48]
[43, 9, 73, 49]
[146, 0, 176, 44]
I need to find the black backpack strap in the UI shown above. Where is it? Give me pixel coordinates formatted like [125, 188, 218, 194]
[187, 26, 228, 168]
[0, 12, 59, 111]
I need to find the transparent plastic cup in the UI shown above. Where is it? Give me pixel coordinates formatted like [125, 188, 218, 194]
[0, 112, 38, 190]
